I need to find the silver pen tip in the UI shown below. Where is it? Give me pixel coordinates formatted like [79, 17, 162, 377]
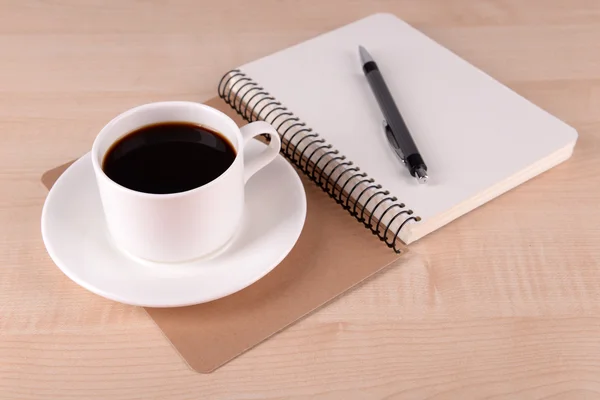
[415, 167, 428, 184]
[358, 45, 373, 65]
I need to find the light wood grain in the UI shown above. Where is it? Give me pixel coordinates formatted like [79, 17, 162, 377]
[1, 0, 600, 398]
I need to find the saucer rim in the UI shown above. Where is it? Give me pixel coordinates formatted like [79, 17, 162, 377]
[41, 150, 307, 308]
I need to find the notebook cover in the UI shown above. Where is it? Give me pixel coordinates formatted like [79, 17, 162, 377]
[234, 13, 578, 244]
[41, 97, 402, 373]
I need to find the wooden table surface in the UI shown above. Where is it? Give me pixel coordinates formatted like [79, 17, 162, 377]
[2, 0, 600, 398]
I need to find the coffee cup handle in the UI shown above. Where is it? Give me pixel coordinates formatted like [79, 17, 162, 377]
[239, 121, 282, 183]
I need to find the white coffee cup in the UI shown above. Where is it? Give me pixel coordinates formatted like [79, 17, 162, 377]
[91, 101, 281, 263]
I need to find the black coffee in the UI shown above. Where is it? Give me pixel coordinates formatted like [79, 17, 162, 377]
[103, 122, 236, 194]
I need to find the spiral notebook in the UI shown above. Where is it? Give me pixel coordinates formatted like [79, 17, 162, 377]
[219, 13, 578, 251]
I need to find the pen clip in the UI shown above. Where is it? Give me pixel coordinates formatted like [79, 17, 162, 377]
[383, 120, 405, 163]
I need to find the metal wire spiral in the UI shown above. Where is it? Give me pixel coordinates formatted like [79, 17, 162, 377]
[218, 69, 422, 253]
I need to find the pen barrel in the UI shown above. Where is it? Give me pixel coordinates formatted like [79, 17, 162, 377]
[365, 69, 420, 157]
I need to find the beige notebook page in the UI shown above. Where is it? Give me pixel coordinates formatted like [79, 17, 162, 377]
[237, 13, 578, 244]
[41, 97, 402, 373]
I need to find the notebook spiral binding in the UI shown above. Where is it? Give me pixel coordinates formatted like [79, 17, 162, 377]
[218, 69, 420, 253]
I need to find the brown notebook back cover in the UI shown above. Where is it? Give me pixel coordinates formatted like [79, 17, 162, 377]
[41, 97, 403, 373]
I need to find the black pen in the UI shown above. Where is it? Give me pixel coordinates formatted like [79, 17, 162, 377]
[359, 45, 428, 184]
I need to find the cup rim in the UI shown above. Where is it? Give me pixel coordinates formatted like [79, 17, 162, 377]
[91, 101, 244, 199]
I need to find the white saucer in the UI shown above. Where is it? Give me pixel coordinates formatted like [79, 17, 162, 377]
[41, 141, 307, 308]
